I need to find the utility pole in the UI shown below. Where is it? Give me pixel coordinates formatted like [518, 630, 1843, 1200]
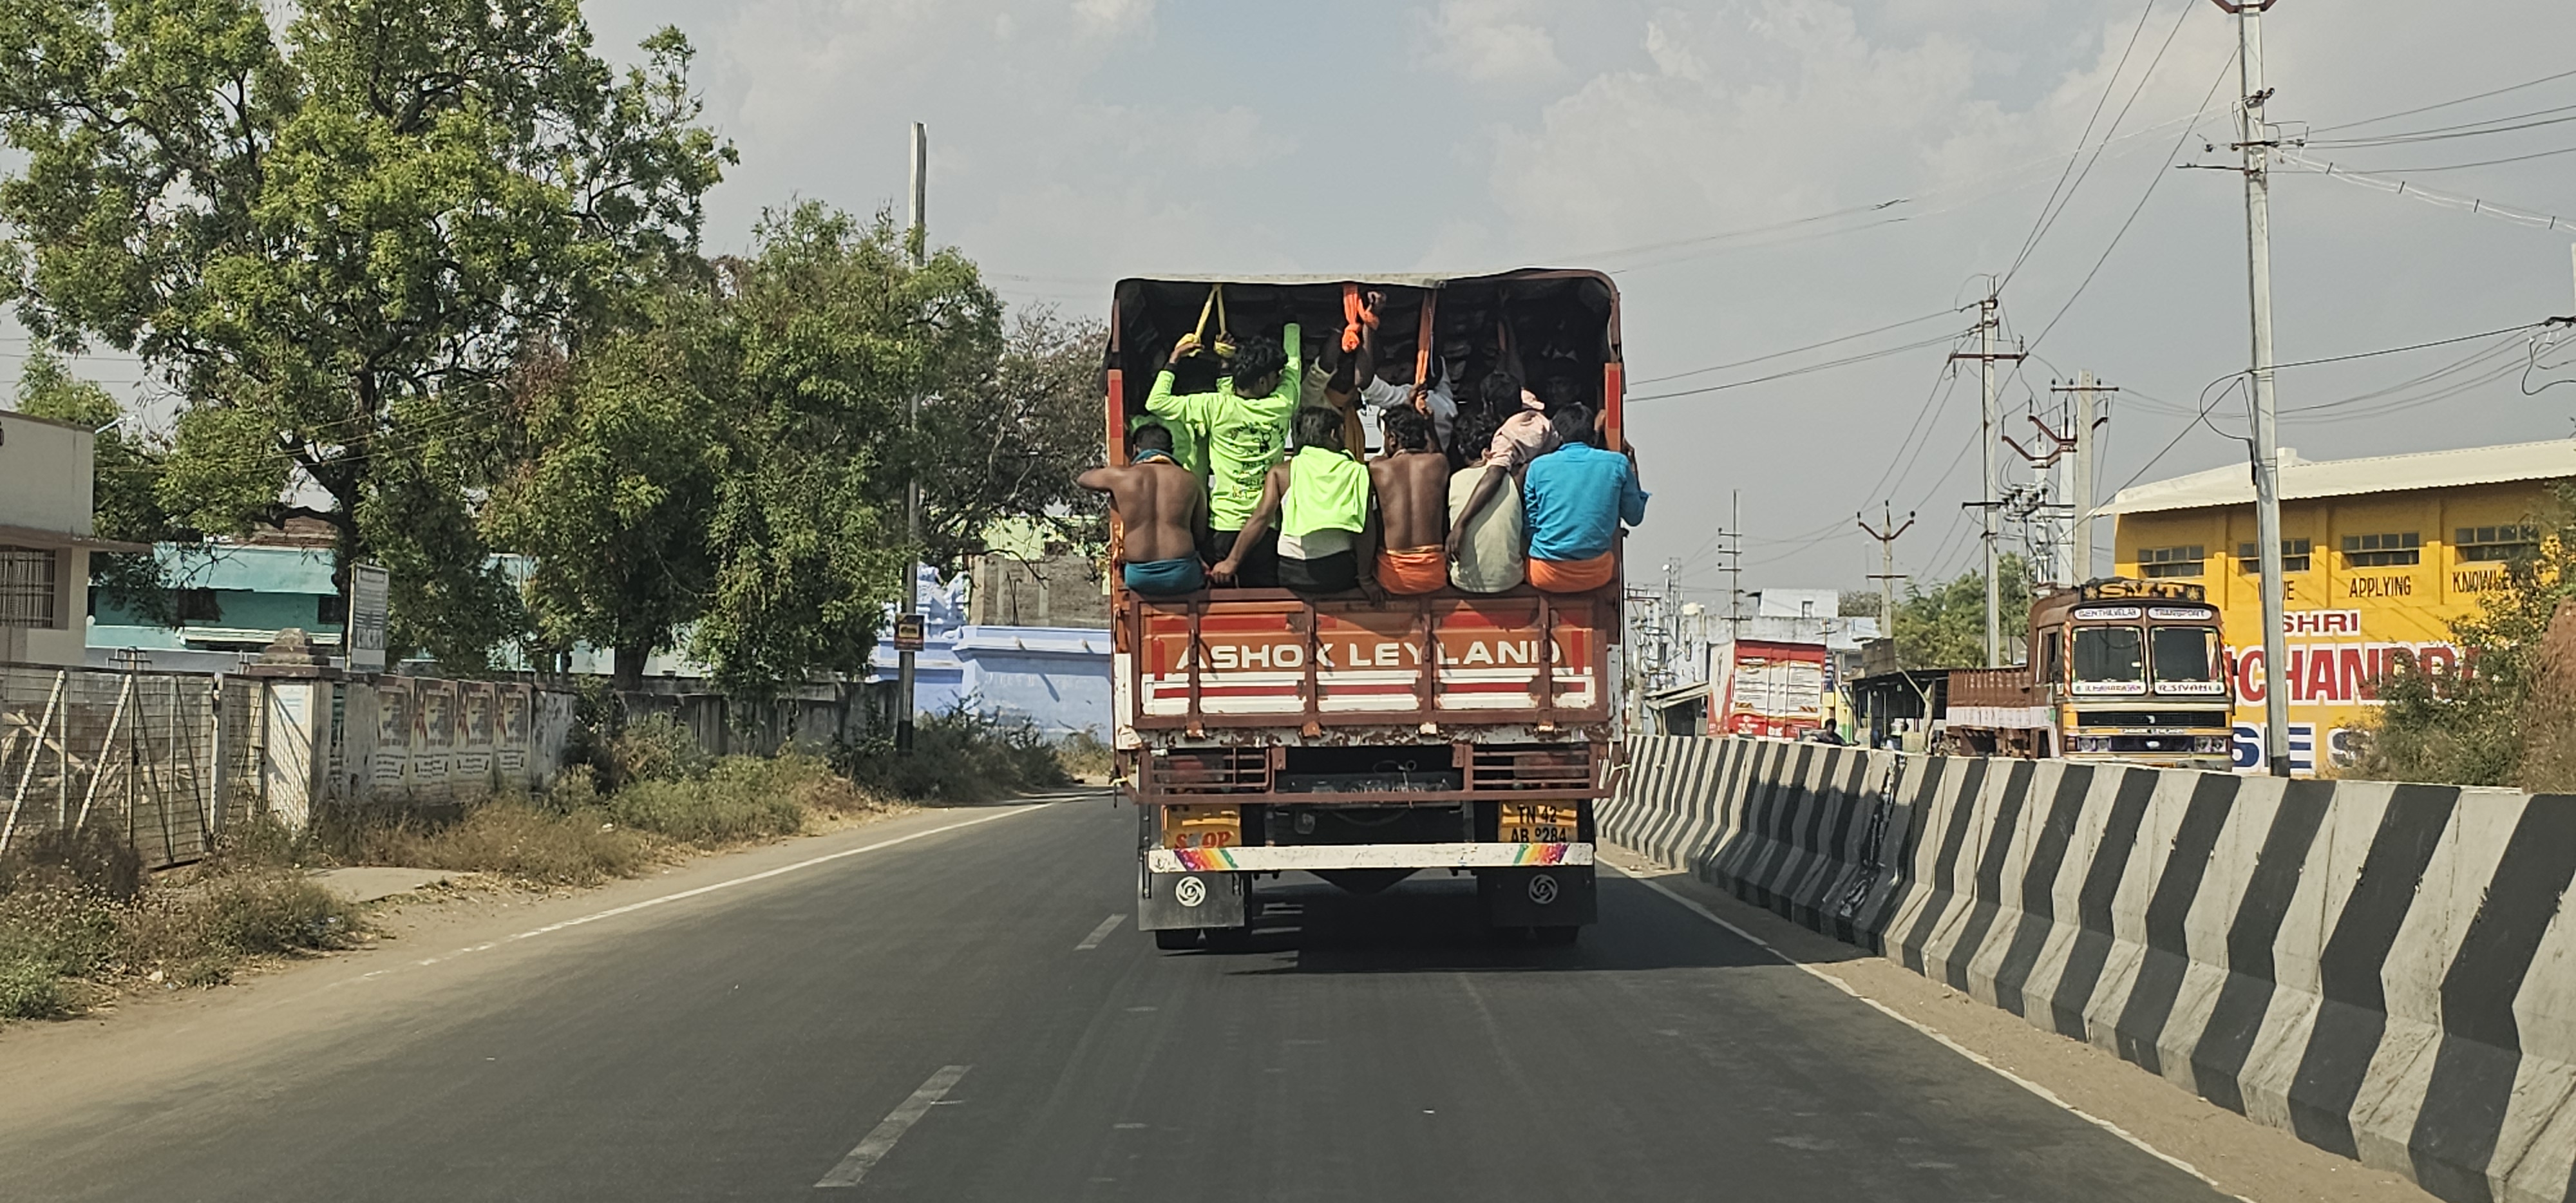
[2047, 373, 2117, 583]
[897, 122, 927, 756]
[1951, 292, 2024, 667]
[1856, 502, 1916, 632]
[2217, 0, 2291, 777]
[1725, 490, 1744, 639]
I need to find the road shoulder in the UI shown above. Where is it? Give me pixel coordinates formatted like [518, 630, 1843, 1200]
[1597, 843, 2437, 1203]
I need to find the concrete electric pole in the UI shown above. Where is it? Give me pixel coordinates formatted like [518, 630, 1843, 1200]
[898, 122, 927, 756]
[2217, 0, 2292, 776]
[1952, 293, 2023, 668]
[1857, 502, 1916, 631]
[2047, 372, 2116, 583]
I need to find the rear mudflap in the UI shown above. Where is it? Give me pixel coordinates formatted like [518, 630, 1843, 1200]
[1138, 867, 1248, 932]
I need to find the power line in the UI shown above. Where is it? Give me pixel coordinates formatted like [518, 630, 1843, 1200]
[2307, 105, 2576, 148]
[2002, 0, 2193, 288]
[2024, 48, 2240, 355]
[1628, 308, 1958, 386]
[2277, 151, 2575, 232]
[1627, 332, 1964, 403]
[2327, 142, 2576, 175]
[2309, 65, 2576, 135]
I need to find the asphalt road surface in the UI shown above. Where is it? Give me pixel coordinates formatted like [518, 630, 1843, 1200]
[1, 794, 2233, 1202]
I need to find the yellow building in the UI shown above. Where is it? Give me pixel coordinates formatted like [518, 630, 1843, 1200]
[2103, 439, 2576, 774]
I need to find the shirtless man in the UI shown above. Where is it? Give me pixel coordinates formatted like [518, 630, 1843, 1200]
[1368, 408, 1450, 595]
[1076, 422, 1207, 596]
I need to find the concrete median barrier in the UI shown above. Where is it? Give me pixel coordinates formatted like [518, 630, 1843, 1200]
[1603, 734, 2576, 1203]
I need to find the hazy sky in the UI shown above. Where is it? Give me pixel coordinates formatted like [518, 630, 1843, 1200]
[55, 1, 2576, 602]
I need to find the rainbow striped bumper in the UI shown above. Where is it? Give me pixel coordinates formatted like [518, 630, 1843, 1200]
[1144, 842, 1592, 875]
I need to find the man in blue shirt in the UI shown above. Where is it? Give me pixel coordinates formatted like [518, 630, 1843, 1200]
[1520, 405, 1646, 592]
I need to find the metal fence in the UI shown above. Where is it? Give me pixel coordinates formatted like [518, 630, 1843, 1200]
[0, 665, 259, 869]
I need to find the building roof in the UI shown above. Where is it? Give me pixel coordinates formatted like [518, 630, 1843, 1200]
[2104, 439, 2576, 516]
[160, 544, 339, 595]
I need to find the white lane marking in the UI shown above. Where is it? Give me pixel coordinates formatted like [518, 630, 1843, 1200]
[815, 1065, 971, 1188]
[1074, 913, 1126, 950]
[310, 806, 1045, 995]
[1605, 863, 2258, 1203]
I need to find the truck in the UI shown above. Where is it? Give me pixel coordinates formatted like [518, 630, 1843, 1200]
[1710, 638, 1830, 739]
[1940, 578, 2234, 770]
[1105, 270, 1625, 948]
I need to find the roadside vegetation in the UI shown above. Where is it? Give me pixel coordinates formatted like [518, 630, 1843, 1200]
[0, 711, 1083, 1020]
[2353, 486, 2576, 790]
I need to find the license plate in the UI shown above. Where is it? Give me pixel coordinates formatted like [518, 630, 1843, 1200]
[1161, 804, 1242, 850]
[1500, 802, 1579, 844]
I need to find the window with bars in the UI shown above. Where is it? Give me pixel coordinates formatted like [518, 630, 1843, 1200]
[2137, 545, 2205, 578]
[2454, 524, 2539, 564]
[2342, 532, 2421, 569]
[175, 587, 223, 624]
[2237, 538, 2313, 573]
[0, 546, 59, 629]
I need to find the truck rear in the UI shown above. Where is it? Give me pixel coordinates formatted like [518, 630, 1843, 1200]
[1104, 270, 1626, 947]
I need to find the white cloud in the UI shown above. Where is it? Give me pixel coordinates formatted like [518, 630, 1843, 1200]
[1420, 0, 1565, 82]
[1072, 0, 1153, 33]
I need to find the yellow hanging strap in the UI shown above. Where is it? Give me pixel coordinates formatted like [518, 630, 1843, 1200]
[1178, 284, 1235, 363]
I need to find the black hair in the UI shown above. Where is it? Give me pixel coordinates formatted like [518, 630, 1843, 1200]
[1131, 421, 1174, 455]
[1383, 406, 1434, 453]
[1448, 406, 1499, 471]
[1479, 372, 1522, 413]
[1229, 334, 1287, 384]
[1549, 403, 1595, 447]
[1293, 405, 1345, 451]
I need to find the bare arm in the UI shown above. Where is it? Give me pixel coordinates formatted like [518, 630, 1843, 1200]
[1357, 500, 1384, 603]
[1075, 466, 1115, 493]
[1445, 463, 1509, 560]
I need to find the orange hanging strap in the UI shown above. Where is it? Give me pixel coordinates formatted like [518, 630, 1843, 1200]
[1413, 289, 1439, 394]
[1340, 284, 1380, 354]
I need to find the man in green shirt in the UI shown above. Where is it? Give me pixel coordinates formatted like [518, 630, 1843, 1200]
[1148, 323, 1300, 587]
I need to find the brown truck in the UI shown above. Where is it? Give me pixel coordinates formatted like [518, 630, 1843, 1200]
[1105, 270, 1627, 948]
[1941, 578, 2233, 770]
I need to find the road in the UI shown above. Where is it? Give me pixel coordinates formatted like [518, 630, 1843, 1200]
[0, 793, 2242, 1202]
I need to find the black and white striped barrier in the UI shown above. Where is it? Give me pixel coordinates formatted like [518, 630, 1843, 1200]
[1602, 735, 2576, 1203]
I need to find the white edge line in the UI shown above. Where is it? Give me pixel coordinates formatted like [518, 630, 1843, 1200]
[307, 804, 1048, 997]
[1074, 913, 1126, 951]
[1604, 862, 2259, 1203]
[815, 1065, 971, 1188]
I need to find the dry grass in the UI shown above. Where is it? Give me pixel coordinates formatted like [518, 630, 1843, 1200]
[0, 858, 363, 1018]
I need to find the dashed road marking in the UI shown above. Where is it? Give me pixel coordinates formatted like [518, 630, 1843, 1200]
[1074, 913, 1126, 950]
[815, 1065, 971, 1188]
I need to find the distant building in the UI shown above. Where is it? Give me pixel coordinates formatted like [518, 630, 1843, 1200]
[1, 408, 142, 667]
[2104, 438, 2576, 773]
[89, 543, 345, 658]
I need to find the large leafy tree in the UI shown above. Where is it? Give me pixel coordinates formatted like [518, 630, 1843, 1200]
[915, 307, 1108, 564]
[0, 0, 729, 667]
[688, 204, 1002, 699]
[1892, 554, 2032, 669]
[484, 288, 724, 689]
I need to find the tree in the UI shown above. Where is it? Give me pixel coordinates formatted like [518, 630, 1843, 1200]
[1892, 556, 2032, 669]
[484, 289, 724, 689]
[11, 349, 184, 618]
[0, 1, 730, 668]
[2356, 487, 2576, 788]
[683, 204, 1003, 699]
[914, 308, 1109, 565]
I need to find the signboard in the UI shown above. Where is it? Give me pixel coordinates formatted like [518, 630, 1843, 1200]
[348, 562, 390, 674]
[2079, 578, 2204, 603]
[893, 612, 927, 652]
[1712, 638, 1829, 739]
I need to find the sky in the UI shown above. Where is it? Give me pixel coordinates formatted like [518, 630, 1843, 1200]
[35, 0, 2576, 603]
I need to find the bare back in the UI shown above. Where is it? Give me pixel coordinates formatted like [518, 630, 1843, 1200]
[1369, 450, 1450, 551]
[1088, 461, 1202, 564]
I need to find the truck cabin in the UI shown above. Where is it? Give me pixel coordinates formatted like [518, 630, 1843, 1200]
[2028, 579, 2228, 703]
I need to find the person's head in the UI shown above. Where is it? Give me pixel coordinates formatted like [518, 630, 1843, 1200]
[1479, 372, 1522, 413]
[1130, 421, 1175, 460]
[1294, 405, 1346, 452]
[1228, 334, 1287, 395]
[1383, 406, 1434, 454]
[1549, 403, 1596, 449]
[1453, 406, 1502, 467]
